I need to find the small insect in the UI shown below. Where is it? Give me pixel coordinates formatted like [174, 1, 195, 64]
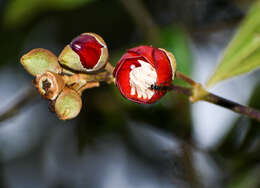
[150, 83, 170, 91]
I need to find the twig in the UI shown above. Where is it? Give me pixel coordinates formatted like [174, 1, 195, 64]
[168, 85, 260, 122]
[0, 87, 38, 122]
[104, 62, 115, 75]
[169, 85, 193, 96]
[77, 82, 100, 95]
[203, 93, 260, 122]
[176, 71, 197, 86]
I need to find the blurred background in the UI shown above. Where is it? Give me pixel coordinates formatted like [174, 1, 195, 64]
[0, 0, 260, 187]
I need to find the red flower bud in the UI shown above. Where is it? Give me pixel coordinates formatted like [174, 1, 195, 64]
[59, 33, 108, 72]
[113, 46, 176, 104]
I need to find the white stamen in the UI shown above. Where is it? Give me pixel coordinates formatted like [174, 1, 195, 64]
[130, 65, 136, 70]
[131, 87, 136, 95]
[129, 60, 157, 100]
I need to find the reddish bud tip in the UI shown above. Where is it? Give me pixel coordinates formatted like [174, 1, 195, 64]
[68, 33, 108, 72]
[70, 34, 102, 69]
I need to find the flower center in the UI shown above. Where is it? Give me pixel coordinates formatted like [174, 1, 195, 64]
[129, 60, 157, 100]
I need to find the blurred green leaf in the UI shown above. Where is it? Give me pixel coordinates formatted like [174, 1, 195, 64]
[227, 167, 260, 188]
[243, 82, 260, 150]
[3, 0, 93, 28]
[47, 0, 91, 9]
[214, 82, 260, 184]
[161, 26, 193, 86]
[206, 0, 260, 87]
[215, 117, 250, 157]
[216, 82, 260, 156]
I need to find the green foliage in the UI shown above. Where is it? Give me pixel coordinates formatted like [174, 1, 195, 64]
[216, 83, 260, 155]
[3, 0, 93, 27]
[227, 167, 260, 188]
[215, 82, 260, 187]
[161, 26, 192, 86]
[207, 0, 260, 87]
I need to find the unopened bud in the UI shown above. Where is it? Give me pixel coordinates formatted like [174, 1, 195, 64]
[20, 48, 62, 76]
[54, 87, 82, 120]
[58, 33, 108, 73]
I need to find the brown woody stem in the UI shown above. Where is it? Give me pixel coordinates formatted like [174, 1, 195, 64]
[203, 93, 260, 121]
[169, 85, 260, 122]
[62, 66, 114, 95]
[104, 62, 115, 75]
[170, 85, 193, 96]
[175, 71, 197, 86]
[64, 71, 113, 86]
[77, 82, 100, 95]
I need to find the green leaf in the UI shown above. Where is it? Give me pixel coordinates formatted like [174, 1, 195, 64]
[206, 0, 260, 87]
[3, 0, 93, 28]
[227, 167, 260, 188]
[161, 26, 193, 86]
[47, 0, 91, 9]
[247, 81, 260, 141]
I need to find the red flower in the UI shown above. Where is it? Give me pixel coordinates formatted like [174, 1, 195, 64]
[113, 46, 176, 104]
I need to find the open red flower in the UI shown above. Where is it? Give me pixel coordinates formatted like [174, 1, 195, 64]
[113, 46, 176, 104]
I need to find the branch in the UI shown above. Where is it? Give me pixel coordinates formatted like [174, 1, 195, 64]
[175, 71, 197, 86]
[203, 93, 260, 122]
[168, 85, 260, 122]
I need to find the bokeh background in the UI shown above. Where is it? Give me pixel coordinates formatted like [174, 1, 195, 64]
[0, 0, 260, 187]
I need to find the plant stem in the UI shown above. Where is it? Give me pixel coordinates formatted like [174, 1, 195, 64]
[170, 85, 193, 96]
[104, 62, 115, 75]
[77, 82, 100, 95]
[64, 71, 113, 86]
[175, 71, 197, 86]
[204, 93, 260, 121]
[169, 85, 260, 122]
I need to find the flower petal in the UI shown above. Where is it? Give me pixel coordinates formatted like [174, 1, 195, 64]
[152, 48, 172, 86]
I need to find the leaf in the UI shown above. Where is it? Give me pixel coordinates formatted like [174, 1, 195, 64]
[247, 81, 260, 145]
[3, 0, 93, 28]
[227, 167, 260, 188]
[216, 82, 260, 157]
[206, 0, 260, 87]
[161, 26, 193, 86]
[47, 0, 91, 9]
